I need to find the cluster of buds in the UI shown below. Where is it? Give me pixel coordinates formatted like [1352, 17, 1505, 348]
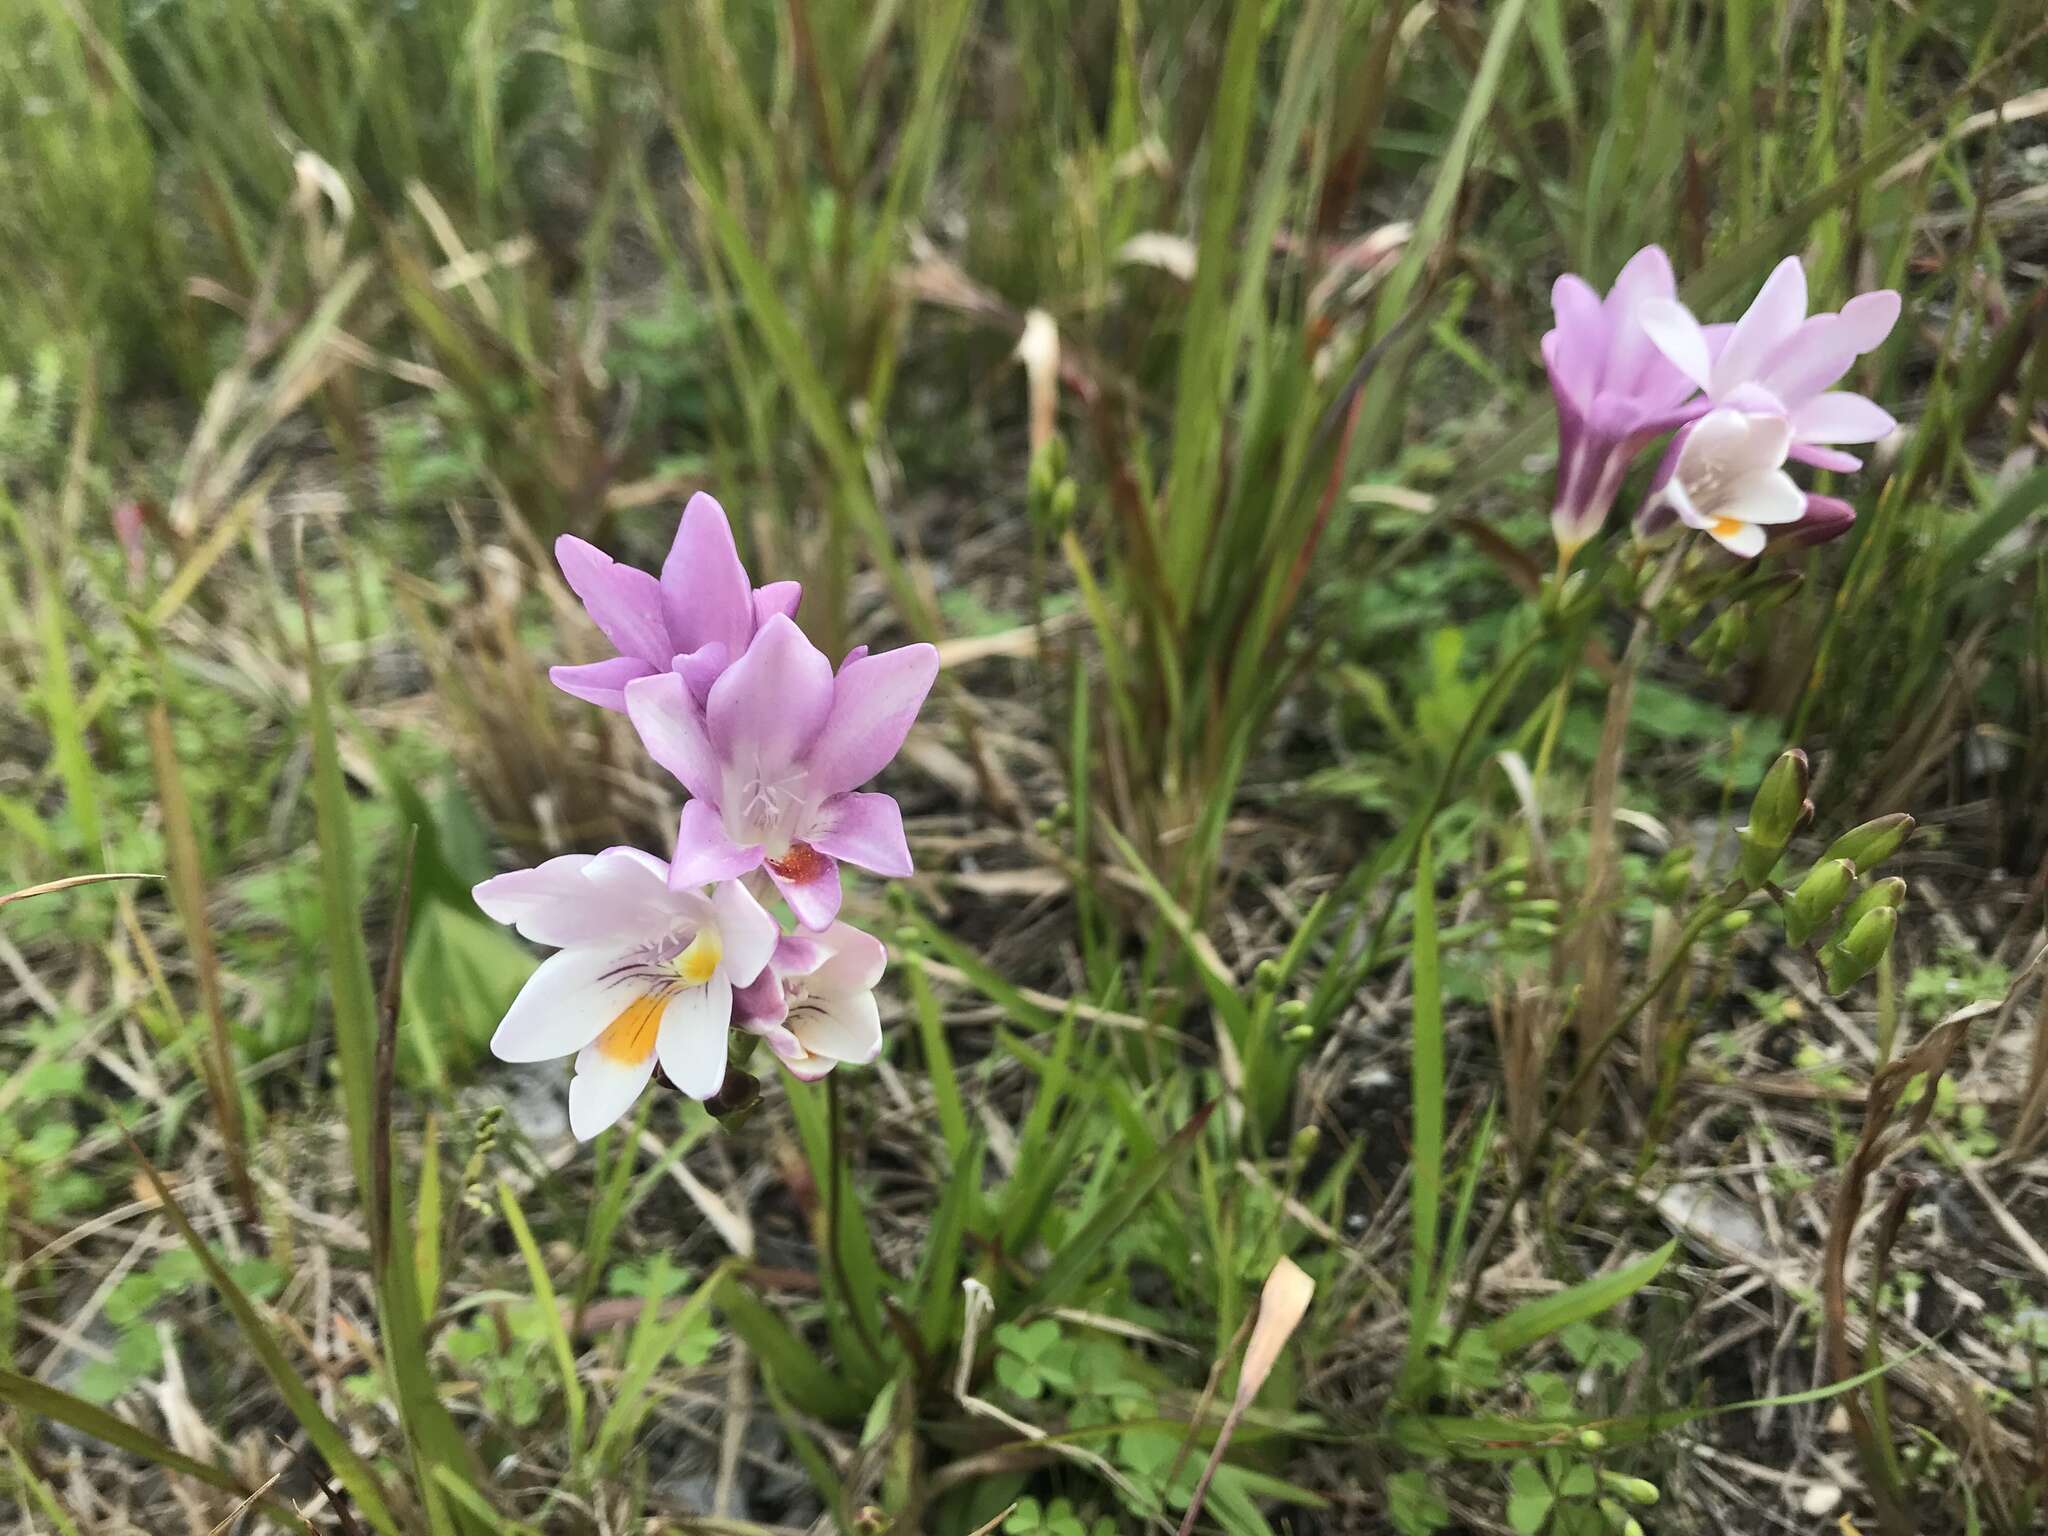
[1739, 748, 1913, 995]
[474, 495, 938, 1140]
[1544, 248, 1898, 566]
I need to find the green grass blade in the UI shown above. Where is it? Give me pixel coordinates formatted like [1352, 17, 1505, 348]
[498, 1178, 587, 1461]
[1480, 1239, 1678, 1358]
[1399, 834, 1446, 1395]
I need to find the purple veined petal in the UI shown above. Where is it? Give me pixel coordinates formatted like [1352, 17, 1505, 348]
[805, 790, 913, 877]
[549, 655, 655, 713]
[568, 1029, 663, 1140]
[1835, 290, 1901, 355]
[674, 642, 729, 706]
[625, 672, 722, 803]
[661, 493, 755, 659]
[1547, 274, 1608, 400]
[491, 945, 640, 1063]
[655, 971, 734, 1100]
[556, 536, 673, 668]
[1638, 299, 1713, 392]
[705, 613, 836, 767]
[811, 921, 889, 994]
[788, 983, 882, 1065]
[753, 580, 802, 627]
[1790, 391, 1896, 445]
[710, 877, 779, 985]
[667, 800, 763, 890]
[1754, 313, 1861, 408]
[766, 844, 843, 931]
[804, 642, 940, 799]
[1711, 256, 1809, 398]
[1790, 444, 1864, 473]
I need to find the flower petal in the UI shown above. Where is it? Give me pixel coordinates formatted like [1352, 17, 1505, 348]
[674, 642, 729, 706]
[656, 973, 734, 1099]
[625, 672, 722, 803]
[1756, 314, 1860, 407]
[1836, 290, 1901, 355]
[549, 655, 654, 713]
[556, 536, 672, 668]
[805, 642, 940, 798]
[1791, 391, 1896, 446]
[491, 945, 639, 1063]
[568, 1030, 661, 1140]
[812, 921, 889, 993]
[1547, 274, 1607, 399]
[706, 614, 835, 769]
[1725, 468, 1806, 525]
[1712, 256, 1808, 397]
[733, 968, 788, 1027]
[788, 980, 882, 1065]
[1790, 444, 1864, 473]
[807, 791, 912, 877]
[753, 581, 802, 627]
[661, 493, 755, 659]
[711, 878, 779, 985]
[667, 800, 763, 889]
[1638, 300, 1713, 392]
[768, 847, 843, 931]
[476, 850, 673, 948]
[1709, 519, 1769, 559]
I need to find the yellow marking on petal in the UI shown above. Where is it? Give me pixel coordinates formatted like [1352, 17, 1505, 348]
[1711, 516, 1745, 540]
[595, 992, 666, 1064]
[671, 929, 723, 986]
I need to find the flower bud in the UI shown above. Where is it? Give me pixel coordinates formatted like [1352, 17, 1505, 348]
[1600, 1472, 1661, 1506]
[1289, 1125, 1321, 1162]
[1786, 492, 1856, 548]
[1835, 875, 1906, 934]
[1253, 958, 1285, 994]
[1282, 1023, 1315, 1044]
[1821, 813, 1913, 873]
[1578, 1428, 1607, 1451]
[1736, 749, 1809, 888]
[704, 1066, 762, 1119]
[1275, 999, 1308, 1025]
[1597, 1499, 1646, 1536]
[1784, 859, 1856, 946]
[1824, 906, 1897, 994]
[1653, 846, 1694, 904]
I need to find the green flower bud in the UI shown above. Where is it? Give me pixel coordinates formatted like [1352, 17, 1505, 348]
[1597, 1499, 1645, 1536]
[1824, 905, 1898, 994]
[1717, 910, 1752, 937]
[1577, 1428, 1607, 1451]
[1821, 813, 1914, 873]
[1653, 846, 1695, 904]
[1784, 859, 1856, 946]
[1600, 1472, 1661, 1506]
[1050, 479, 1078, 529]
[1253, 958, 1285, 993]
[1275, 999, 1308, 1025]
[1736, 749, 1809, 888]
[1282, 1023, 1315, 1044]
[1500, 879, 1528, 901]
[1835, 875, 1907, 934]
[1289, 1125, 1321, 1161]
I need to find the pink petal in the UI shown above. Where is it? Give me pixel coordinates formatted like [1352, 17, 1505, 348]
[1637, 299, 1713, 391]
[806, 791, 912, 877]
[767, 846, 843, 931]
[805, 642, 940, 798]
[706, 614, 835, 768]
[753, 581, 802, 627]
[625, 672, 722, 802]
[1712, 256, 1808, 397]
[666, 800, 762, 889]
[556, 536, 672, 668]
[1754, 313, 1862, 408]
[812, 921, 888, 993]
[549, 655, 654, 713]
[1836, 290, 1901, 354]
[710, 877, 779, 985]
[660, 493, 755, 658]
[1791, 391, 1895, 445]
[1790, 444, 1864, 472]
[476, 850, 674, 949]
[674, 642, 729, 705]
[733, 969, 789, 1027]
[1547, 274, 1607, 397]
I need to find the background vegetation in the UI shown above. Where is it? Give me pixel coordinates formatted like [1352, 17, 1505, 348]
[2, 1, 2046, 1532]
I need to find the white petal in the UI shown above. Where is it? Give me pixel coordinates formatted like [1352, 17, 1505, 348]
[788, 983, 882, 1065]
[490, 946, 638, 1064]
[1726, 468, 1806, 526]
[656, 972, 734, 1099]
[711, 879, 779, 986]
[1708, 520, 1768, 559]
[1637, 299, 1713, 391]
[567, 1045, 658, 1140]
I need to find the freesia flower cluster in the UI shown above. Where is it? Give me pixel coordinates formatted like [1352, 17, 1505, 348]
[1544, 247, 1900, 563]
[476, 495, 938, 1140]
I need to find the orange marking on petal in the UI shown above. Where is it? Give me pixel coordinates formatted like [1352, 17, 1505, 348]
[1711, 516, 1744, 539]
[766, 841, 829, 884]
[594, 992, 665, 1064]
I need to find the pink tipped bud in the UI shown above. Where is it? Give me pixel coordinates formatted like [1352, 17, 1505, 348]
[1785, 493, 1856, 548]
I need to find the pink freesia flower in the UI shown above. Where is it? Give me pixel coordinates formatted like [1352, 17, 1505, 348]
[1638, 256, 1900, 472]
[1644, 408, 1805, 558]
[476, 847, 779, 1138]
[625, 615, 939, 931]
[1543, 246, 1710, 559]
[550, 492, 802, 712]
[734, 924, 887, 1081]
